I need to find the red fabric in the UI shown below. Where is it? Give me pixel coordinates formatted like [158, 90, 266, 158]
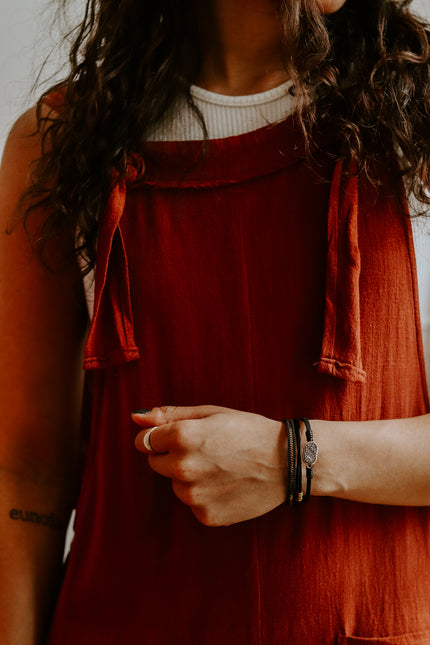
[44, 92, 430, 643]
[317, 159, 366, 382]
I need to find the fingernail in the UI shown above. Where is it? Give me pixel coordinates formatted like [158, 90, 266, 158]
[132, 408, 152, 414]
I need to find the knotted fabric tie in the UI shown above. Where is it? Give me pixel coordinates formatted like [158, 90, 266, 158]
[83, 155, 145, 370]
[316, 159, 366, 383]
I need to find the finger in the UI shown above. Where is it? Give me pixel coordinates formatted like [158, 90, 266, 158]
[131, 404, 229, 428]
[171, 480, 201, 507]
[135, 427, 162, 455]
[135, 419, 202, 455]
[147, 454, 198, 483]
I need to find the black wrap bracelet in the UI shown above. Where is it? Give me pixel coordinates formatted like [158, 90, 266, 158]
[284, 417, 318, 505]
[284, 418, 305, 505]
[284, 419, 296, 505]
[293, 418, 303, 504]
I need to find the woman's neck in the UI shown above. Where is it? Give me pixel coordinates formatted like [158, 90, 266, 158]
[193, 0, 288, 96]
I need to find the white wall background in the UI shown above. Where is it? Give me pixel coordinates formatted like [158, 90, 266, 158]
[1, 0, 430, 155]
[0, 0, 79, 153]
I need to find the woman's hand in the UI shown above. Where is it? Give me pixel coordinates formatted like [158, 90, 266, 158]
[132, 405, 286, 526]
[134, 406, 430, 512]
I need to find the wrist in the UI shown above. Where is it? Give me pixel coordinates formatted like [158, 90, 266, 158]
[308, 419, 348, 498]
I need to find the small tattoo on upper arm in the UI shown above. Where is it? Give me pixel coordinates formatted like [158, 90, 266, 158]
[9, 508, 65, 531]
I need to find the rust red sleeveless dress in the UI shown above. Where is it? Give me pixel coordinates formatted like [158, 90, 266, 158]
[45, 93, 430, 645]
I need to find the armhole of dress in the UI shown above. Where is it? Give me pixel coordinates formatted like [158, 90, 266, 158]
[397, 171, 430, 405]
[75, 209, 95, 321]
[76, 232, 96, 321]
[42, 89, 96, 321]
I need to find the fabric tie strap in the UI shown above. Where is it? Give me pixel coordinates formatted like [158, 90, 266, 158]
[41, 89, 144, 370]
[83, 155, 144, 369]
[316, 158, 366, 383]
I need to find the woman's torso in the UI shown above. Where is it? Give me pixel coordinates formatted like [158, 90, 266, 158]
[44, 90, 430, 645]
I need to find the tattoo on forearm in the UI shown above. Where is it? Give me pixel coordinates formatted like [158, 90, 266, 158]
[9, 508, 65, 531]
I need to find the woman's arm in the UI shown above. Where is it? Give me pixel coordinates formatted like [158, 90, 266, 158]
[0, 106, 88, 644]
[132, 405, 430, 526]
[310, 414, 430, 506]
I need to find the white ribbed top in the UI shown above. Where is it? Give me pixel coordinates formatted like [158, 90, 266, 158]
[146, 80, 296, 141]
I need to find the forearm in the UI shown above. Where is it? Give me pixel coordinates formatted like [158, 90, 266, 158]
[310, 413, 430, 506]
[0, 473, 76, 645]
[132, 405, 430, 526]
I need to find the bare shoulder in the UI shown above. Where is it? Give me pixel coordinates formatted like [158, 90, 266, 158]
[6, 99, 57, 136]
[0, 98, 85, 314]
[1, 102, 55, 201]
[3, 101, 53, 153]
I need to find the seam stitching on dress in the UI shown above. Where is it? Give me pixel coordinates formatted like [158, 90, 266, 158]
[402, 198, 430, 411]
[238, 205, 262, 644]
[238, 203, 257, 412]
[330, 164, 340, 360]
[255, 521, 264, 645]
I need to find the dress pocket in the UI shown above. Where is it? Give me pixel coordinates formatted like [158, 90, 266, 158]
[338, 634, 430, 645]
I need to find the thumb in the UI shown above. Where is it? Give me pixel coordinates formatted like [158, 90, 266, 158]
[131, 404, 227, 427]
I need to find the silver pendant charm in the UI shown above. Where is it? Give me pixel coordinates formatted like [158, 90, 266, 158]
[303, 440, 318, 466]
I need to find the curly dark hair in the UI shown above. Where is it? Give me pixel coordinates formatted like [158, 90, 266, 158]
[17, 0, 430, 273]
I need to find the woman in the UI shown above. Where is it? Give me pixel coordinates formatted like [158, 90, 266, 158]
[1, 0, 430, 643]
